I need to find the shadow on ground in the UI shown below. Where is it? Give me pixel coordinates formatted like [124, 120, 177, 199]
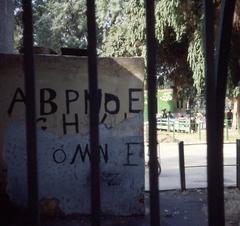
[41, 189, 208, 226]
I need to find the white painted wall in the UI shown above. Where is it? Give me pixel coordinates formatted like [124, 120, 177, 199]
[0, 54, 145, 215]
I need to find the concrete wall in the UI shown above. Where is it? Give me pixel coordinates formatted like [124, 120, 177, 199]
[0, 54, 144, 215]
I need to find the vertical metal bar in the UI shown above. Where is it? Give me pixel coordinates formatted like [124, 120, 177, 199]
[236, 140, 240, 189]
[178, 141, 186, 191]
[238, 118, 240, 133]
[198, 123, 201, 141]
[22, 0, 39, 225]
[173, 122, 175, 140]
[215, 0, 236, 152]
[86, 1, 101, 226]
[204, 1, 236, 225]
[226, 121, 229, 141]
[167, 117, 170, 131]
[214, 1, 236, 225]
[145, 0, 160, 226]
[203, 1, 222, 224]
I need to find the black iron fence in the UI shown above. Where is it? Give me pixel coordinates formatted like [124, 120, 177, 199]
[22, 1, 39, 225]
[7, 0, 238, 226]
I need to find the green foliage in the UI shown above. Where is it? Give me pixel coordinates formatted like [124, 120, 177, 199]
[14, 0, 88, 50]
[35, 0, 88, 50]
[226, 70, 240, 98]
[99, 0, 145, 57]
[155, 0, 186, 42]
[13, 0, 240, 106]
[13, 0, 216, 97]
[14, 0, 23, 49]
[187, 28, 204, 94]
[233, 87, 240, 98]
[100, 0, 203, 96]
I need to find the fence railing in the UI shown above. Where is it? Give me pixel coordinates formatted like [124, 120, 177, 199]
[155, 118, 237, 142]
[178, 140, 240, 192]
[157, 118, 192, 133]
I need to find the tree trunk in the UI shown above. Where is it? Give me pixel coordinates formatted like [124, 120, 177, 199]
[232, 97, 240, 130]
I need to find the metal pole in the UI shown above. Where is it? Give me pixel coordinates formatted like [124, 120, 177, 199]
[145, 0, 160, 225]
[214, 2, 236, 223]
[167, 117, 170, 132]
[226, 120, 229, 141]
[236, 140, 240, 189]
[86, 1, 101, 226]
[204, 1, 236, 225]
[22, 0, 39, 225]
[238, 117, 240, 134]
[178, 141, 186, 191]
[198, 123, 201, 141]
[173, 121, 175, 140]
[203, 1, 222, 224]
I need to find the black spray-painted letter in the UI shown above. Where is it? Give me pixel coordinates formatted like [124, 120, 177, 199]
[8, 87, 25, 116]
[40, 88, 58, 115]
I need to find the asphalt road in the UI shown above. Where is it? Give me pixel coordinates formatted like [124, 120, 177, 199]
[145, 142, 237, 191]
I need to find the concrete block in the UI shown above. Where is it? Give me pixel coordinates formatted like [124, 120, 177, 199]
[0, 54, 145, 215]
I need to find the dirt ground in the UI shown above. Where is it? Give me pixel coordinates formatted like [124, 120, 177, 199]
[41, 189, 208, 226]
[41, 188, 240, 226]
[2, 188, 240, 225]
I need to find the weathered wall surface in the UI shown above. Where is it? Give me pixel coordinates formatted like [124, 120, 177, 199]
[0, 54, 144, 215]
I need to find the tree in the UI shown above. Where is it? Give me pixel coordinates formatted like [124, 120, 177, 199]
[14, 0, 127, 52]
[100, 0, 240, 116]
[14, 0, 23, 49]
[35, 0, 89, 50]
[14, 0, 201, 107]
[223, 0, 240, 129]
[14, 0, 88, 50]
[99, 0, 145, 57]
[14, 0, 240, 120]
[100, 0, 202, 109]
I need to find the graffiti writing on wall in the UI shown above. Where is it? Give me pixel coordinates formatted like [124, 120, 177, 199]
[7, 87, 143, 134]
[52, 142, 142, 166]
